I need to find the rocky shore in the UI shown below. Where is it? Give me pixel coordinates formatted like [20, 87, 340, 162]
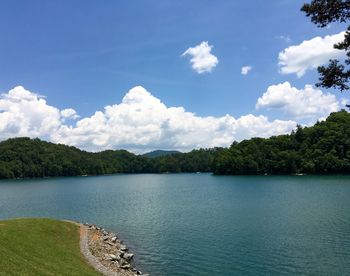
[82, 223, 148, 276]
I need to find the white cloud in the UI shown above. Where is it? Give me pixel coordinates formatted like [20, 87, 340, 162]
[0, 86, 298, 153]
[61, 108, 79, 120]
[278, 31, 346, 77]
[4, 85, 348, 152]
[256, 82, 341, 121]
[0, 86, 81, 142]
[0, 86, 63, 140]
[182, 41, 218, 74]
[52, 86, 296, 152]
[241, 66, 252, 75]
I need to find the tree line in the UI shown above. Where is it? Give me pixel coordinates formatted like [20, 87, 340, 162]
[213, 111, 350, 175]
[0, 111, 349, 179]
[0, 137, 222, 179]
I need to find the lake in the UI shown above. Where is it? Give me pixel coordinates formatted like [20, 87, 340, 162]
[0, 174, 350, 275]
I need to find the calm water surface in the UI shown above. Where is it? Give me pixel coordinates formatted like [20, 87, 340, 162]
[0, 174, 350, 275]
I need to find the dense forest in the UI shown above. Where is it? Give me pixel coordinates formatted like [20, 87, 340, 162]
[0, 110, 349, 179]
[0, 137, 222, 179]
[213, 110, 350, 175]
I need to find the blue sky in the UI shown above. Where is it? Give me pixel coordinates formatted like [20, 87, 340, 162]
[0, 1, 349, 152]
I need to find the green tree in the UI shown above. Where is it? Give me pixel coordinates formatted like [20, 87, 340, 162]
[301, 0, 350, 94]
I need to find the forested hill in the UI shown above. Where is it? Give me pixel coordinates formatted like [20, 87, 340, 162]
[213, 110, 350, 175]
[0, 137, 221, 179]
[0, 138, 148, 178]
[0, 110, 349, 179]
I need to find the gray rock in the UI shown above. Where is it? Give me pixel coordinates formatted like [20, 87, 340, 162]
[103, 236, 109, 241]
[118, 258, 127, 266]
[121, 264, 131, 269]
[119, 251, 124, 257]
[111, 236, 117, 243]
[109, 254, 117, 261]
[120, 245, 128, 251]
[123, 253, 134, 261]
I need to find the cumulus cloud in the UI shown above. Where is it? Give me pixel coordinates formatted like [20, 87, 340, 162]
[61, 108, 79, 120]
[52, 86, 296, 152]
[0, 86, 64, 140]
[256, 82, 341, 120]
[0, 85, 298, 153]
[278, 31, 346, 77]
[182, 41, 218, 74]
[241, 66, 252, 75]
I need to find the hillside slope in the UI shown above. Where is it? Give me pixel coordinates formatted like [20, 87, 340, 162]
[213, 110, 350, 174]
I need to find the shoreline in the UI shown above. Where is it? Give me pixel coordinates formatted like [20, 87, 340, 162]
[76, 221, 148, 276]
[2, 172, 350, 182]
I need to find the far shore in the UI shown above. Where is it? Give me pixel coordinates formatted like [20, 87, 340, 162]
[2, 172, 350, 182]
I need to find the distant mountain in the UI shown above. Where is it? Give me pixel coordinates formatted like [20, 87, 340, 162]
[142, 150, 182, 158]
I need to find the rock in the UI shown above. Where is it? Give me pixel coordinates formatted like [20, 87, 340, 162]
[120, 245, 128, 251]
[114, 261, 120, 268]
[85, 222, 142, 274]
[123, 253, 134, 261]
[121, 264, 131, 269]
[118, 258, 127, 266]
[109, 254, 117, 261]
[111, 236, 117, 243]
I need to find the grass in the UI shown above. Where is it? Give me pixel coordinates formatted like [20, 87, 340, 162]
[0, 218, 100, 275]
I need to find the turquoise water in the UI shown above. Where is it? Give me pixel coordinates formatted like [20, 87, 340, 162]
[0, 174, 350, 275]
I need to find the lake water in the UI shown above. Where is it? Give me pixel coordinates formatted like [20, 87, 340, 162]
[0, 174, 350, 275]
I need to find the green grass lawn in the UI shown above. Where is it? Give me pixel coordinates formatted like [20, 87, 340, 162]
[0, 218, 100, 275]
